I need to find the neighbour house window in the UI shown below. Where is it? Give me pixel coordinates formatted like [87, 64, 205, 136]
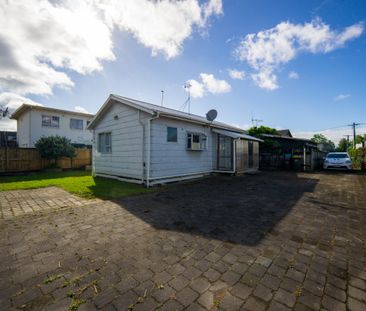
[98, 132, 112, 153]
[187, 132, 207, 151]
[42, 115, 60, 128]
[167, 127, 178, 142]
[70, 118, 83, 130]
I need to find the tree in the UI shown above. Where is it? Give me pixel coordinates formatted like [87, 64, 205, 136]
[248, 126, 281, 153]
[248, 126, 278, 136]
[35, 136, 76, 166]
[337, 138, 349, 152]
[0, 104, 9, 119]
[310, 134, 335, 152]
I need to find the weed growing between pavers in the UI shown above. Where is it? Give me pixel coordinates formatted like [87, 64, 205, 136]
[68, 298, 86, 311]
[43, 274, 64, 284]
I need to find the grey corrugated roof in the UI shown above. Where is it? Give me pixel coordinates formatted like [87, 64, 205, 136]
[212, 129, 263, 142]
[88, 94, 246, 133]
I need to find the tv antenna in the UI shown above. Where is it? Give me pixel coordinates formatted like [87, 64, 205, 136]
[160, 90, 164, 107]
[251, 116, 263, 127]
[182, 81, 192, 114]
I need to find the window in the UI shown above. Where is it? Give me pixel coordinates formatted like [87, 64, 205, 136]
[42, 115, 59, 128]
[70, 118, 83, 130]
[167, 127, 178, 142]
[187, 132, 207, 151]
[98, 132, 112, 153]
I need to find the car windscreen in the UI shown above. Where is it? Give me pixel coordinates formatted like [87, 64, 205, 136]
[326, 154, 349, 159]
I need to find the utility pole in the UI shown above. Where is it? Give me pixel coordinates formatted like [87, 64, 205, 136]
[353, 122, 356, 149]
[344, 135, 351, 150]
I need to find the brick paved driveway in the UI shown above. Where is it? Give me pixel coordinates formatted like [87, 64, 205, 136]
[0, 172, 365, 311]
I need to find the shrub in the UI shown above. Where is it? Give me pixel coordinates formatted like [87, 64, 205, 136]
[35, 136, 76, 166]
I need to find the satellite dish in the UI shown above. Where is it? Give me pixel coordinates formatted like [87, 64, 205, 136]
[206, 109, 218, 122]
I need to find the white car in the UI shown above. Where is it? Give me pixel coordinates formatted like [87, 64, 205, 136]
[323, 152, 352, 170]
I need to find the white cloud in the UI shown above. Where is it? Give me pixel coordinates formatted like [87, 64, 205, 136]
[186, 79, 205, 98]
[228, 69, 245, 80]
[0, 92, 42, 110]
[0, 0, 222, 97]
[0, 92, 43, 131]
[74, 106, 90, 113]
[293, 126, 366, 145]
[186, 73, 231, 98]
[200, 73, 231, 94]
[289, 71, 299, 79]
[235, 19, 363, 90]
[334, 94, 351, 101]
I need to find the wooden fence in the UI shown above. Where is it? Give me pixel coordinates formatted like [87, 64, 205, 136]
[0, 148, 92, 173]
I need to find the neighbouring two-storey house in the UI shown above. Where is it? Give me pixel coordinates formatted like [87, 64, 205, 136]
[11, 104, 94, 148]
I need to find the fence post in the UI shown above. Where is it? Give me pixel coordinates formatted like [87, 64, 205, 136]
[5, 147, 9, 172]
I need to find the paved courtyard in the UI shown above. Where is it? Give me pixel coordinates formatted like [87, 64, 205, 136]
[0, 172, 365, 311]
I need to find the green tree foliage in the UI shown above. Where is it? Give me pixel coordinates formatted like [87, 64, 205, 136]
[310, 134, 335, 152]
[35, 136, 76, 165]
[248, 126, 278, 136]
[248, 126, 281, 153]
[356, 134, 366, 145]
[336, 138, 349, 152]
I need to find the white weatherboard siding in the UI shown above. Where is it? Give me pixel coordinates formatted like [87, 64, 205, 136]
[17, 110, 31, 147]
[29, 110, 92, 147]
[150, 117, 214, 179]
[16, 107, 93, 147]
[93, 102, 149, 180]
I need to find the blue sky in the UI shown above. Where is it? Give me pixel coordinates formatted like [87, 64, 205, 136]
[1, 0, 365, 142]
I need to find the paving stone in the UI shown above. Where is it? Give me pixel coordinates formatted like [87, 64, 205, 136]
[347, 297, 366, 311]
[230, 282, 252, 300]
[219, 293, 243, 310]
[274, 288, 296, 308]
[261, 274, 282, 290]
[267, 300, 292, 311]
[189, 277, 210, 294]
[252, 284, 272, 302]
[203, 269, 220, 283]
[348, 285, 366, 302]
[169, 275, 190, 291]
[151, 285, 175, 303]
[220, 270, 241, 286]
[298, 290, 321, 310]
[322, 294, 346, 311]
[175, 287, 199, 307]
[324, 283, 346, 302]
[197, 291, 213, 309]
[242, 297, 266, 311]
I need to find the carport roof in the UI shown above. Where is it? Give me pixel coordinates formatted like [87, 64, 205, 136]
[213, 129, 263, 142]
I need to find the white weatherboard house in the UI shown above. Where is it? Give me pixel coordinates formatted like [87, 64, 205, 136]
[88, 95, 262, 186]
[11, 104, 94, 148]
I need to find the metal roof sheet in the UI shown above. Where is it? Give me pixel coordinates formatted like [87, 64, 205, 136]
[212, 129, 263, 142]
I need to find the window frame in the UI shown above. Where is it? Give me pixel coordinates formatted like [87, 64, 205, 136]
[167, 126, 178, 142]
[70, 118, 83, 130]
[186, 132, 207, 151]
[42, 115, 60, 128]
[98, 132, 112, 154]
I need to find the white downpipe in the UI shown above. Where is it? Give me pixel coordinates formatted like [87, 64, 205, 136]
[146, 113, 159, 188]
[138, 111, 145, 184]
[233, 139, 236, 173]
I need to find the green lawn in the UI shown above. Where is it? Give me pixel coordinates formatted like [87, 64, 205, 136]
[0, 170, 154, 199]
